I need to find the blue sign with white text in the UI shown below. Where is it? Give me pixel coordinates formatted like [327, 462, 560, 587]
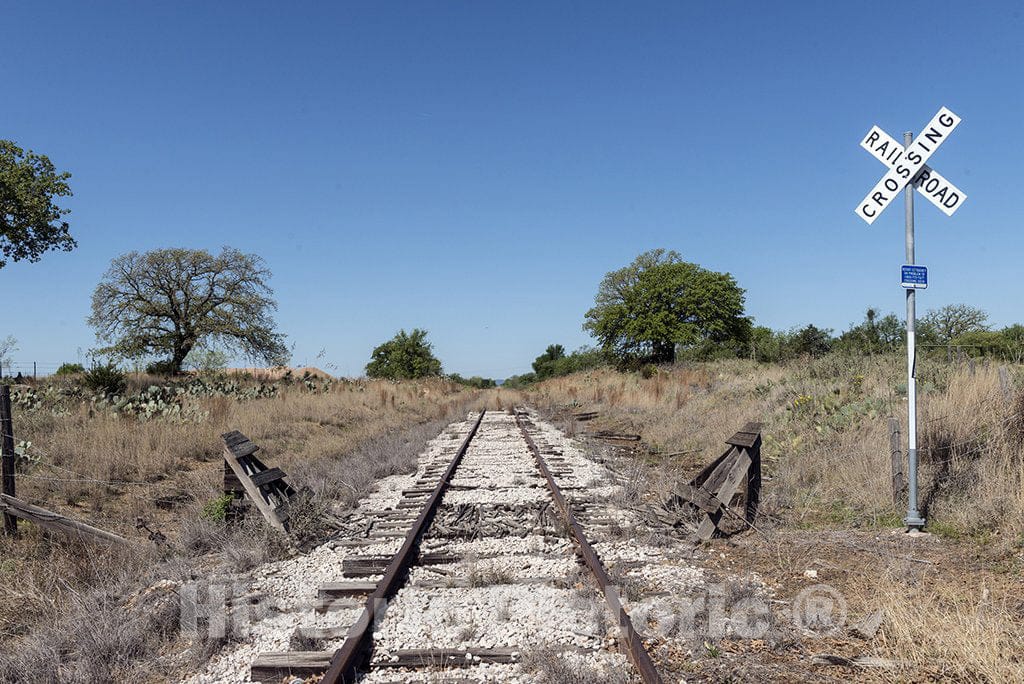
[901, 265, 928, 289]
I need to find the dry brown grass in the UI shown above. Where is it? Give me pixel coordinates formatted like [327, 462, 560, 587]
[526, 356, 1024, 682]
[530, 357, 1024, 540]
[0, 376, 487, 682]
[874, 573, 1024, 681]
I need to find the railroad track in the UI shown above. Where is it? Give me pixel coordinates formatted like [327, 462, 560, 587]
[244, 408, 664, 683]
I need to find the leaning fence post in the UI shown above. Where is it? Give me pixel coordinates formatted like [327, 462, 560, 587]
[889, 417, 905, 507]
[1, 386, 17, 536]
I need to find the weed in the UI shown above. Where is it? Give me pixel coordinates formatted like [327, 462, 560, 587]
[200, 494, 235, 522]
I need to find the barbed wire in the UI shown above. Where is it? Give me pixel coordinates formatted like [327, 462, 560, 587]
[2, 431, 175, 488]
[13, 471, 165, 488]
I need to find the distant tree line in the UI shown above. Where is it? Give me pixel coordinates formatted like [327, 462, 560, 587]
[752, 304, 1023, 362]
[501, 251, 1024, 385]
[447, 373, 497, 389]
[502, 344, 607, 387]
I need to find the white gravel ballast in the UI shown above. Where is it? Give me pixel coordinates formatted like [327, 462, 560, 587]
[181, 409, 710, 683]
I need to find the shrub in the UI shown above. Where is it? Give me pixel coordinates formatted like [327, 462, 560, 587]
[55, 362, 85, 376]
[83, 362, 127, 396]
[144, 359, 179, 376]
[200, 494, 235, 522]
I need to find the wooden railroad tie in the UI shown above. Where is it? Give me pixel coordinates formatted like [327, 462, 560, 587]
[667, 421, 762, 541]
[221, 430, 297, 533]
[252, 648, 535, 682]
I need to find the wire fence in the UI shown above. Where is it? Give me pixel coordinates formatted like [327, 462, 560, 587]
[0, 361, 68, 380]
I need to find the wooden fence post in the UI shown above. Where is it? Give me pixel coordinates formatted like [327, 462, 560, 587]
[1, 386, 17, 536]
[999, 366, 1013, 403]
[889, 417, 904, 507]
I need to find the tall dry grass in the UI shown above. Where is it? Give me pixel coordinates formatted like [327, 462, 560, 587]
[527, 356, 1024, 682]
[0, 376, 487, 683]
[530, 356, 1024, 540]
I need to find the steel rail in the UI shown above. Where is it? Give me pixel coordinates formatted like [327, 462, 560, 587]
[514, 410, 665, 684]
[321, 409, 486, 684]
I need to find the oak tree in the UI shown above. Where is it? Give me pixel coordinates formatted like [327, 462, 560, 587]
[88, 247, 289, 373]
[921, 304, 989, 344]
[0, 140, 75, 267]
[584, 249, 750, 364]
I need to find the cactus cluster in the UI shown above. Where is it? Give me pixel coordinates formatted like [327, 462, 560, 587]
[9, 372, 335, 422]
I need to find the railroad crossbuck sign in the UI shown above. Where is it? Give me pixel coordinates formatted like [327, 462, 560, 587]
[855, 106, 965, 224]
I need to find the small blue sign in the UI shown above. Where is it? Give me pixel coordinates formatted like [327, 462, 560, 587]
[901, 265, 928, 289]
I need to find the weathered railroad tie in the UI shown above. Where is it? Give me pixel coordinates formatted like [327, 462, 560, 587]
[317, 410, 486, 683]
[251, 408, 664, 683]
[514, 410, 664, 684]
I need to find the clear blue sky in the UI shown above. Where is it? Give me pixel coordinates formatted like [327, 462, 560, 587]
[3, 2, 1021, 378]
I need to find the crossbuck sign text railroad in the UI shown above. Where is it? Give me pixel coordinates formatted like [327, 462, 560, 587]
[855, 106, 965, 224]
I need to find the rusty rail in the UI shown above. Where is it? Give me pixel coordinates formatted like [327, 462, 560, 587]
[515, 410, 664, 684]
[321, 410, 486, 684]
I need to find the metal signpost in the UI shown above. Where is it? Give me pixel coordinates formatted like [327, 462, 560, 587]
[854, 107, 966, 531]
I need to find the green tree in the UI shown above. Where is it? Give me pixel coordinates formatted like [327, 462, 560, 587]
[952, 330, 1010, 357]
[501, 373, 536, 389]
[921, 304, 988, 344]
[790, 324, 833, 357]
[749, 326, 795, 362]
[835, 309, 904, 355]
[88, 247, 288, 373]
[366, 329, 442, 379]
[584, 249, 750, 364]
[550, 346, 607, 376]
[0, 140, 75, 267]
[532, 344, 566, 380]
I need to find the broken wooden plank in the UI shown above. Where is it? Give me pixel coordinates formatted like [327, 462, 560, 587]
[227, 440, 260, 459]
[220, 431, 297, 533]
[694, 450, 752, 541]
[672, 483, 720, 514]
[689, 447, 733, 490]
[250, 467, 287, 488]
[0, 494, 128, 545]
[725, 421, 763, 449]
[699, 448, 742, 496]
[222, 443, 287, 533]
[221, 431, 249, 447]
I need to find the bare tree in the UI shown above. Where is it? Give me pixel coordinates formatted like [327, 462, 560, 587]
[921, 304, 989, 344]
[0, 335, 16, 375]
[88, 248, 288, 373]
